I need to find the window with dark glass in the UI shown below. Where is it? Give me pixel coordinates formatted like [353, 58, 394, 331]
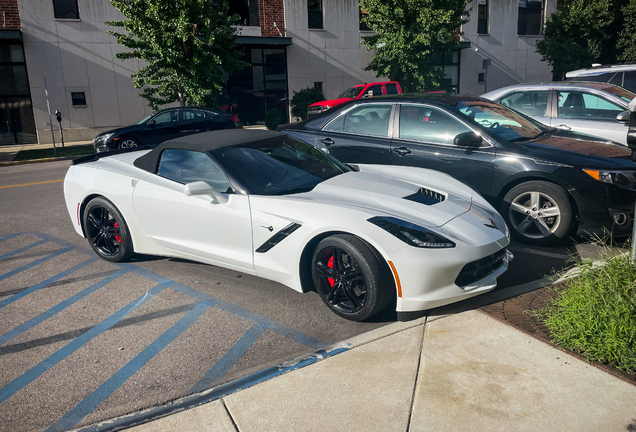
[385, 83, 399, 94]
[158, 149, 232, 192]
[426, 50, 461, 93]
[359, 7, 371, 31]
[314, 82, 323, 91]
[325, 104, 392, 136]
[308, 0, 323, 29]
[518, 0, 544, 35]
[477, 0, 488, 34]
[228, 0, 260, 27]
[364, 84, 383, 97]
[71, 92, 86, 106]
[53, 0, 80, 19]
[478, 72, 485, 84]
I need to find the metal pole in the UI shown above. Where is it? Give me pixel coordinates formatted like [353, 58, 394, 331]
[44, 78, 56, 156]
[628, 97, 636, 263]
[58, 122, 64, 148]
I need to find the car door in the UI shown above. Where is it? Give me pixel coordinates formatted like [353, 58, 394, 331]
[142, 110, 182, 144]
[552, 90, 628, 143]
[313, 102, 394, 165]
[390, 103, 496, 195]
[498, 90, 551, 126]
[132, 148, 254, 272]
[179, 109, 208, 136]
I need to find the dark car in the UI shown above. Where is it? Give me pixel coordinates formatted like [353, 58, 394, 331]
[278, 93, 636, 245]
[93, 107, 241, 152]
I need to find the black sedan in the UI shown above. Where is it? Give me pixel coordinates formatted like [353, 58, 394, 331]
[279, 93, 636, 245]
[93, 107, 241, 152]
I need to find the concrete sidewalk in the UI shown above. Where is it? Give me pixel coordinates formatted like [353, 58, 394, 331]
[0, 140, 92, 163]
[123, 310, 636, 432]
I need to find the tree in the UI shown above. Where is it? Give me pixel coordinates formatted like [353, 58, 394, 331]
[290, 87, 325, 121]
[107, 0, 247, 110]
[618, 0, 636, 63]
[359, 0, 469, 92]
[535, 0, 629, 80]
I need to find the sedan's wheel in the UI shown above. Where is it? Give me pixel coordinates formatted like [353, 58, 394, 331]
[83, 197, 134, 262]
[311, 234, 393, 321]
[502, 181, 574, 245]
[118, 137, 139, 149]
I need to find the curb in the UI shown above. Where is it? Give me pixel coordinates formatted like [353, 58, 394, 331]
[0, 154, 92, 167]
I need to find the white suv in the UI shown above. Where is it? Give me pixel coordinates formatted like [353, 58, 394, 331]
[566, 64, 636, 93]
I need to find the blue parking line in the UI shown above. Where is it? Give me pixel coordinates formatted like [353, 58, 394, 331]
[0, 239, 48, 262]
[189, 324, 266, 394]
[0, 280, 171, 406]
[0, 247, 73, 283]
[45, 301, 211, 432]
[0, 258, 96, 309]
[0, 268, 128, 346]
[0, 233, 24, 242]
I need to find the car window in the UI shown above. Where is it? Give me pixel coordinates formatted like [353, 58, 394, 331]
[364, 85, 383, 97]
[181, 109, 206, 121]
[609, 72, 623, 87]
[623, 71, 636, 92]
[598, 85, 636, 102]
[400, 104, 471, 144]
[557, 91, 624, 120]
[385, 83, 399, 95]
[338, 86, 364, 99]
[153, 110, 179, 124]
[157, 149, 232, 192]
[324, 104, 392, 136]
[575, 73, 612, 83]
[499, 91, 549, 117]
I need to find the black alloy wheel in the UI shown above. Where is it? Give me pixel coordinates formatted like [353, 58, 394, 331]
[311, 234, 393, 321]
[83, 197, 134, 262]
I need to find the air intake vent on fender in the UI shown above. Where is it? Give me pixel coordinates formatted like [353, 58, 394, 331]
[403, 187, 446, 206]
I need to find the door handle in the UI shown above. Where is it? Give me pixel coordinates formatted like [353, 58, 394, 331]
[320, 138, 334, 146]
[180, 129, 199, 133]
[392, 146, 411, 156]
[556, 124, 571, 130]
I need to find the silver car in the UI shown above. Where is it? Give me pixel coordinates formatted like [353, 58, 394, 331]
[482, 82, 635, 145]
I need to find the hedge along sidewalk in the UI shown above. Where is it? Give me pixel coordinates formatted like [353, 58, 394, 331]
[0, 141, 94, 165]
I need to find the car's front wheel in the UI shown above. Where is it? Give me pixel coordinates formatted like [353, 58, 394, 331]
[83, 197, 134, 262]
[311, 234, 393, 321]
[501, 180, 574, 245]
[118, 137, 140, 149]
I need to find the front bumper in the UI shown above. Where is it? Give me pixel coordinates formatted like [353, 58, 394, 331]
[573, 183, 636, 238]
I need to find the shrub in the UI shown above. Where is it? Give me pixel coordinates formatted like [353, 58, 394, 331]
[531, 251, 636, 372]
[265, 108, 286, 130]
[290, 87, 325, 121]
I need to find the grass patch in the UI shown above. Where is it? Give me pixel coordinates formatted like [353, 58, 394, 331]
[530, 251, 636, 372]
[14, 144, 95, 161]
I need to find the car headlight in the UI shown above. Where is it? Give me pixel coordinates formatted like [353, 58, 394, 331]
[368, 217, 456, 248]
[583, 169, 636, 190]
[94, 133, 114, 144]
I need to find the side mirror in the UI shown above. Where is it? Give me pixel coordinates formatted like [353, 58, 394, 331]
[147, 119, 156, 126]
[454, 132, 483, 147]
[183, 181, 228, 204]
[617, 111, 630, 123]
[361, 90, 373, 99]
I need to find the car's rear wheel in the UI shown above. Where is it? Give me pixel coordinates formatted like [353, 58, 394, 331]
[118, 137, 139, 149]
[311, 234, 393, 321]
[83, 197, 134, 262]
[501, 181, 574, 245]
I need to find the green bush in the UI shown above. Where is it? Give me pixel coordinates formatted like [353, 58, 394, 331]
[264, 108, 286, 130]
[531, 252, 636, 372]
[290, 87, 325, 121]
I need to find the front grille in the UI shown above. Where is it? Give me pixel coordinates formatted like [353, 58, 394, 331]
[307, 107, 323, 117]
[455, 249, 506, 287]
[404, 187, 446, 205]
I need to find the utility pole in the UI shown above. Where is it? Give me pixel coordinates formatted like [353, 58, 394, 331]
[44, 78, 56, 156]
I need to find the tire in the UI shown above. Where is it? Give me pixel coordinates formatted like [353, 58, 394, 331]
[311, 234, 393, 321]
[501, 181, 574, 245]
[83, 197, 134, 262]
[118, 137, 140, 149]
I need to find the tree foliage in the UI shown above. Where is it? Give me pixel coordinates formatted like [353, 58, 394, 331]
[359, 0, 469, 92]
[107, 0, 247, 110]
[536, 0, 631, 79]
[290, 87, 325, 121]
[618, 0, 636, 63]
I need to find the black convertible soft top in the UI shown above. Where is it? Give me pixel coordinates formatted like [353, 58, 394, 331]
[133, 129, 283, 173]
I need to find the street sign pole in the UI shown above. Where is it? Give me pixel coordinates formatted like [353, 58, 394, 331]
[55, 110, 64, 148]
[44, 78, 56, 156]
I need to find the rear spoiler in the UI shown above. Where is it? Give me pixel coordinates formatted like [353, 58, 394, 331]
[72, 145, 154, 165]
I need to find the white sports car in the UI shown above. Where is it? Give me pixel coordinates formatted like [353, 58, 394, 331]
[63, 129, 512, 321]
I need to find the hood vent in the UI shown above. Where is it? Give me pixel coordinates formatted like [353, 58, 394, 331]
[404, 187, 446, 206]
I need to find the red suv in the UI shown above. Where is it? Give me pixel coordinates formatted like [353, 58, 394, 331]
[307, 81, 402, 118]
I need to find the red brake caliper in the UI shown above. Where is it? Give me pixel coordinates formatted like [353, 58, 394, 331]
[113, 221, 121, 244]
[327, 255, 335, 287]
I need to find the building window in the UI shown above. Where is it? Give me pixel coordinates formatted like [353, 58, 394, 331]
[360, 7, 371, 31]
[477, 0, 488, 34]
[228, 0, 259, 27]
[518, 0, 544, 35]
[426, 50, 461, 93]
[314, 82, 323, 91]
[478, 73, 485, 84]
[71, 92, 86, 106]
[53, 0, 80, 19]
[308, 0, 323, 29]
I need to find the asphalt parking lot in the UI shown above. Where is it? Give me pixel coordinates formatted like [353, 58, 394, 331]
[0, 161, 605, 432]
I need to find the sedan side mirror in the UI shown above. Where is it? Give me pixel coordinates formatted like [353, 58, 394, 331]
[454, 132, 483, 147]
[617, 111, 630, 123]
[147, 119, 156, 126]
[183, 181, 228, 204]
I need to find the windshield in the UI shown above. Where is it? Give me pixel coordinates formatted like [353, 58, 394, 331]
[600, 85, 635, 103]
[453, 100, 549, 141]
[338, 86, 365, 99]
[212, 135, 349, 196]
[135, 114, 154, 125]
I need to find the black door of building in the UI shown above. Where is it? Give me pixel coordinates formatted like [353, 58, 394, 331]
[0, 98, 37, 145]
